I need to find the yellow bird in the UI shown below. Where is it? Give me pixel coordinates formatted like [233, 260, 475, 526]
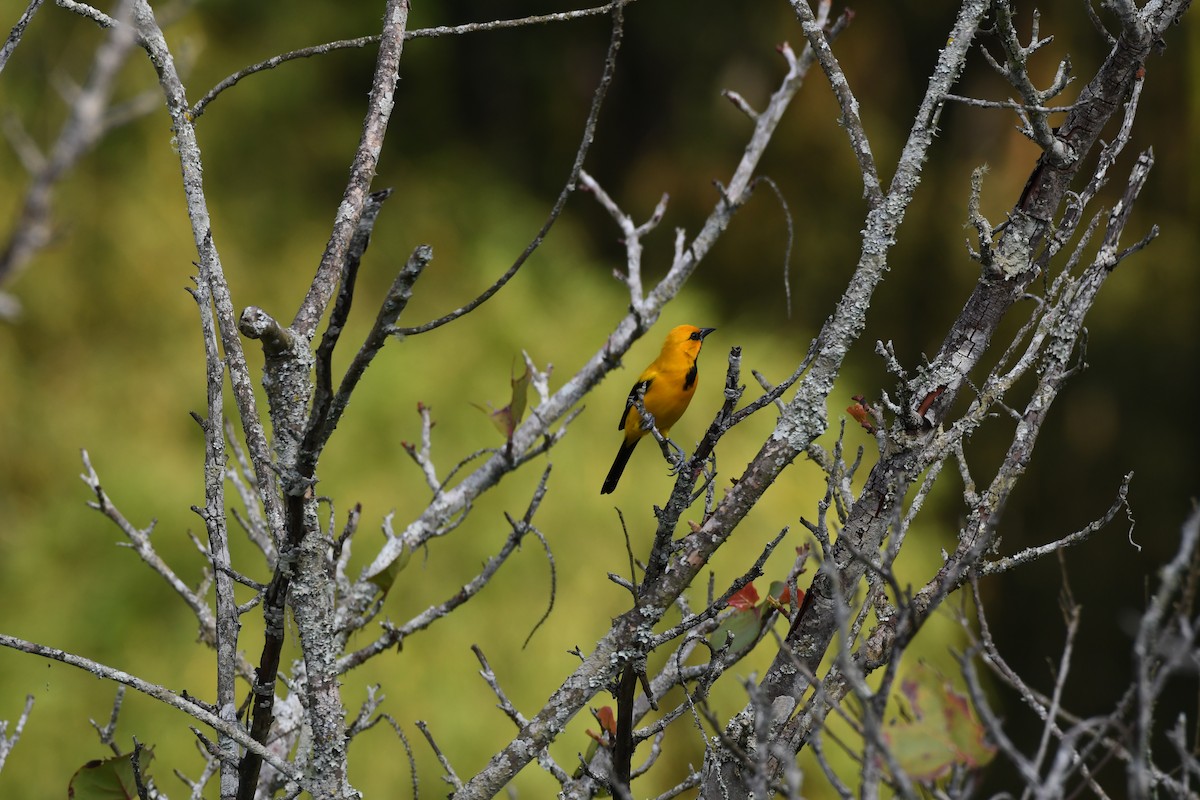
[600, 325, 716, 494]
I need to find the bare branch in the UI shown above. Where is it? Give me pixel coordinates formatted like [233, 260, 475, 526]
[789, 1, 882, 205]
[988, 4, 1074, 159]
[392, 4, 625, 338]
[80, 450, 231, 652]
[290, 0, 410, 339]
[55, 0, 116, 28]
[310, 239, 431, 467]
[0, 694, 35, 775]
[89, 687, 125, 754]
[306, 189, 397, 462]
[417, 720, 463, 793]
[577, 169, 665, 306]
[0, 0, 45, 74]
[1131, 503, 1200, 796]
[361, 0, 841, 602]
[0, 632, 301, 785]
[191, 2, 641, 118]
[978, 474, 1134, 578]
[944, 93, 1077, 114]
[338, 467, 552, 673]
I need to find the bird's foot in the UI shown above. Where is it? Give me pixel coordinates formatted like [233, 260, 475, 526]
[662, 440, 688, 475]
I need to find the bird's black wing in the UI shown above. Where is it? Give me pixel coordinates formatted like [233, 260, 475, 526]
[618, 378, 653, 429]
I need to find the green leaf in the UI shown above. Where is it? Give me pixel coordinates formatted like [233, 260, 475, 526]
[573, 707, 615, 793]
[368, 541, 412, 596]
[68, 749, 153, 800]
[710, 606, 761, 654]
[883, 662, 995, 783]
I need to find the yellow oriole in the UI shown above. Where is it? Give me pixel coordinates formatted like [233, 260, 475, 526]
[600, 324, 716, 494]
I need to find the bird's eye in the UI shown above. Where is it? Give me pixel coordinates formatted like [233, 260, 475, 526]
[690, 331, 701, 340]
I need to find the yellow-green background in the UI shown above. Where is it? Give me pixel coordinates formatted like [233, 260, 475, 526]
[1, 1, 1196, 796]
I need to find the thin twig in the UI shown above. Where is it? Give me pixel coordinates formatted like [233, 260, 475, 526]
[416, 720, 463, 793]
[337, 467, 552, 673]
[393, 3, 626, 338]
[789, 1, 882, 206]
[0, 632, 302, 785]
[189, 2, 641, 118]
[0, 0, 45, 74]
[0, 694, 35, 774]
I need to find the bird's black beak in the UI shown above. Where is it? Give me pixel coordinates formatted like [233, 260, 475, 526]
[698, 327, 716, 339]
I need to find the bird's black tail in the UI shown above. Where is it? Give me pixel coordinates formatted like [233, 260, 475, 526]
[601, 440, 638, 494]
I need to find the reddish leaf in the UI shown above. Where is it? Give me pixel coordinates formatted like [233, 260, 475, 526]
[727, 583, 760, 611]
[580, 705, 619, 777]
[847, 395, 876, 433]
[595, 705, 617, 737]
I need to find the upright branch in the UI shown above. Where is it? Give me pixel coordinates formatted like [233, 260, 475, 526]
[125, 0, 286, 555]
[915, 0, 1175, 424]
[308, 188, 395, 446]
[858, 144, 1153, 678]
[189, 231, 241, 798]
[984, 5, 1074, 158]
[102, 0, 417, 795]
[789, 1, 881, 205]
[0, 695, 35, 775]
[577, 169, 666, 309]
[311, 242, 433, 464]
[291, 0, 410, 339]
[1130, 505, 1200, 797]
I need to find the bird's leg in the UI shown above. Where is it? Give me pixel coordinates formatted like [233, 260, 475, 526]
[631, 390, 687, 473]
[656, 436, 687, 474]
[631, 385, 657, 435]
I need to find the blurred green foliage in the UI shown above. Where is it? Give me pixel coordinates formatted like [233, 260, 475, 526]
[0, 1, 1196, 797]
